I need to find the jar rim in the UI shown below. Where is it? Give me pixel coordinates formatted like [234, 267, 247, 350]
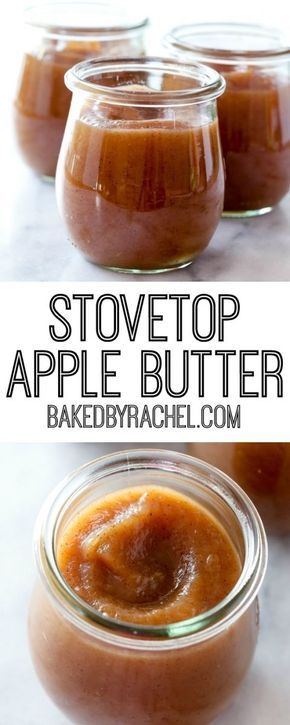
[164, 22, 290, 65]
[35, 449, 267, 651]
[65, 57, 225, 107]
[24, 1, 149, 36]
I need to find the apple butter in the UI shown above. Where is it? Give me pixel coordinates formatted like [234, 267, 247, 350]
[14, 3, 148, 178]
[56, 58, 225, 272]
[165, 23, 290, 215]
[187, 442, 290, 534]
[29, 450, 267, 725]
[218, 68, 290, 213]
[14, 46, 98, 178]
[57, 485, 242, 625]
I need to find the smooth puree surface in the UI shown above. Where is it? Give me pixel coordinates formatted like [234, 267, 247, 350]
[57, 485, 241, 625]
[59, 116, 224, 270]
[217, 69, 290, 212]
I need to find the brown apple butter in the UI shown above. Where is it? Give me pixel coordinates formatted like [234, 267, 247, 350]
[29, 585, 258, 725]
[29, 451, 266, 725]
[165, 24, 290, 214]
[14, 46, 97, 178]
[58, 116, 224, 271]
[218, 69, 290, 213]
[14, 4, 148, 177]
[57, 485, 241, 625]
[187, 442, 290, 534]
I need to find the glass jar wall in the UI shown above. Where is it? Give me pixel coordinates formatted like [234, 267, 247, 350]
[56, 58, 225, 272]
[165, 23, 290, 216]
[14, 2, 148, 179]
[30, 449, 267, 725]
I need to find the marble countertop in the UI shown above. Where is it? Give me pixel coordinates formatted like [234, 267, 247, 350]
[1, 111, 290, 283]
[0, 442, 289, 725]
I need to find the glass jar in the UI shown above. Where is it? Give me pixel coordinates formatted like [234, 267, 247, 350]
[187, 442, 290, 535]
[29, 449, 267, 725]
[55, 57, 225, 273]
[165, 23, 290, 217]
[14, 2, 148, 179]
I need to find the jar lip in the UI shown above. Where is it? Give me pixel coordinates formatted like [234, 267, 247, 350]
[35, 449, 267, 650]
[24, 2, 149, 36]
[65, 56, 225, 107]
[165, 22, 290, 64]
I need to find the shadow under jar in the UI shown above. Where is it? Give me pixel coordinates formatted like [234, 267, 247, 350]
[14, 2, 148, 180]
[29, 449, 267, 725]
[165, 23, 290, 216]
[187, 442, 290, 535]
[55, 58, 225, 273]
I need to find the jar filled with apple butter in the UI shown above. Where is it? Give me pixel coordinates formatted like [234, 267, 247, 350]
[14, 2, 148, 179]
[56, 57, 225, 273]
[187, 442, 290, 535]
[165, 24, 290, 216]
[29, 449, 267, 725]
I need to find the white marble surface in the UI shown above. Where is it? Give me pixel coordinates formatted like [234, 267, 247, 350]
[0, 442, 289, 725]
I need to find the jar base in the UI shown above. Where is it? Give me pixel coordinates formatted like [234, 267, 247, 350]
[84, 257, 195, 274]
[41, 174, 55, 184]
[222, 206, 273, 219]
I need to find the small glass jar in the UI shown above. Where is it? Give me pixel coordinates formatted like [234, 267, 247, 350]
[55, 57, 225, 273]
[165, 23, 290, 217]
[14, 2, 148, 179]
[29, 449, 267, 725]
[187, 442, 290, 535]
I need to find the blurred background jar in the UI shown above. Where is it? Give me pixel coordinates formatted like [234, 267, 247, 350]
[56, 57, 225, 273]
[14, 1, 148, 180]
[165, 23, 290, 217]
[187, 443, 290, 535]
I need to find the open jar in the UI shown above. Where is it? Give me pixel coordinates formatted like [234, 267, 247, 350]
[165, 23, 290, 216]
[187, 442, 290, 535]
[29, 449, 267, 725]
[55, 57, 225, 273]
[14, 2, 148, 179]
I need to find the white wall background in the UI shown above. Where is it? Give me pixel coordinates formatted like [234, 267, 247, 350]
[2, 0, 290, 93]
